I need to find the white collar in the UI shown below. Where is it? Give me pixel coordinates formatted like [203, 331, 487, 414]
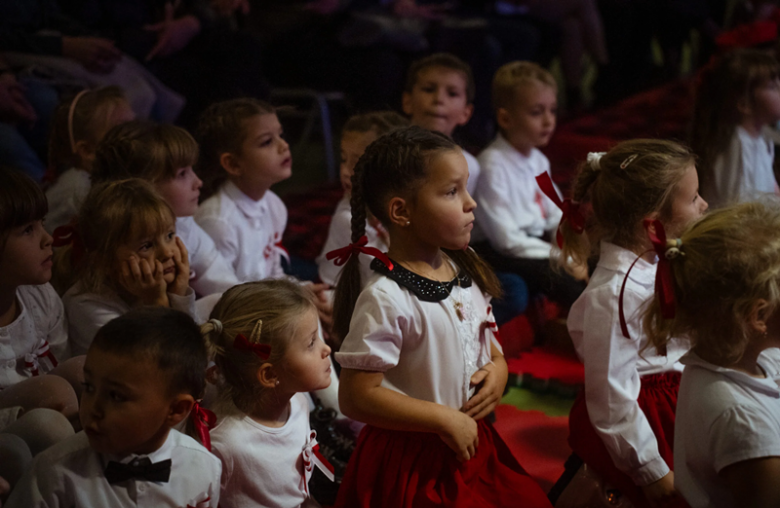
[223, 180, 269, 220]
[681, 351, 780, 397]
[102, 429, 177, 467]
[494, 134, 535, 167]
[597, 241, 656, 286]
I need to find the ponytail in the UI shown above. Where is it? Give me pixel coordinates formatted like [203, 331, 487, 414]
[444, 248, 502, 299]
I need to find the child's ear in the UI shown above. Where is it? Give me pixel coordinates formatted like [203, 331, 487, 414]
[401, 92, 415, 117]
[457, 103, 474, 126]
[496, 108, 512, 132]
[387, 196, 411, 229]
[219, 152, 242, 177]
[166, 394, 195, 427]
[256, 363, 279, 389]
[749, 299, 772, 337]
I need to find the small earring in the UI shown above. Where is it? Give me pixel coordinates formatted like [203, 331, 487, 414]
[275, 380, 280, 386]
[406, 221, 411, 226]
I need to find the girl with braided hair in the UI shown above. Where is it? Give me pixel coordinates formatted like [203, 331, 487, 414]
[330, 126, 551, 507]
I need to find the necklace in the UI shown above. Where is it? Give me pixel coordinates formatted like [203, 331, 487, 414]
[397, 256, 465, 321]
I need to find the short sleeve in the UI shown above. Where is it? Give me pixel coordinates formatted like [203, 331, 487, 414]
[710, 405, 780, 473]
[335, 287, 406, 372]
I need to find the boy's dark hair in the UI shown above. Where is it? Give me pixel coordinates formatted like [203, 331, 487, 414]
[404, 53, 476, 103]
[0, 168, 47, 249]
[195, 98, 276, 200]
[332, 126, 501, 341]
[91, 307, 207, 399]
[91, 120, 199, 184]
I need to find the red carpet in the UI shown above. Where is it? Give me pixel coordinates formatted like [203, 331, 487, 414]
[494, 405, 571, 493]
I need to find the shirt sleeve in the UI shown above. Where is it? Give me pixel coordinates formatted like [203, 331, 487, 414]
[335, 287, 406, 372]
[474, 157, 554, 259]
[580, 286, 669, 486]
[169, 287, 201, 323]
[41, 284, 71, 362]
[317, 204, 351, 287]
[196, 216, 240, 275]
[187, 226, 239, 296]
[64, 292, 126, 356]
[710, 405, 780, 474]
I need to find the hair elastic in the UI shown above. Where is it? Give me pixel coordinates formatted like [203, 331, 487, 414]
[620, 154, 638, 169]
[326, 235, 394, 270]
[587, 152, 605, 170]
[535, 172, 585, 248]
[68, 89, 90, 154]
[208, 319, 223, 335]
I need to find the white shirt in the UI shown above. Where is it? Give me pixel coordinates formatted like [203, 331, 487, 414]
[195, 181, 287, 283]
[472, 134, 562, 259]
[463, 149, 480, 196]
[568, 242, 688, 486]
[703, 126, 778, 209]
[175, 217, 239, 297]
[315, 196, 387, 288]
[6, 429, 221, 508]
[210, 393, 320, 508]
[0, 284, 70, 389]
[674, 351, 780, 508]
[335, 261, 501, 410]
[44, 168, 91, 234]
[63, 282, 198, 356]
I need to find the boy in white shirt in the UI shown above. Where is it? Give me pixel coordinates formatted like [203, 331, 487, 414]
[402, 52, 481, 195]
[472, 61, 585, 309]
[6, 307, 222, 508]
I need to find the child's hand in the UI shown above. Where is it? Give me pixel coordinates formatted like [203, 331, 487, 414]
[641, 471, 680, 507]
[463, 362, 507, 420]
[144, 4, 201, 61]
[169, 236, 190, 297]
[118, 255, 169, 307]
[308, 282, 334, 332]
[437, 410, 479, 462]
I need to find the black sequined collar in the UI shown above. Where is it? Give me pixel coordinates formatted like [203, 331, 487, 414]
[370, 257, 473, 302]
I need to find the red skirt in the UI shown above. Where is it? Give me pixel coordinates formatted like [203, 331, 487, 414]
[335, 419, 552, 508]
[568, 371, 685, 508]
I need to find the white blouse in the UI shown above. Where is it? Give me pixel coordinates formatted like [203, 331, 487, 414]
[0, 284, 70, 389]
[175, 216, 239, 297]
[472, 134, 562, 259]
[6, 429, 221, 508]
[568, 241, 688, 486]
[195, 181, 287, 284]
[335, 260, 501, 411]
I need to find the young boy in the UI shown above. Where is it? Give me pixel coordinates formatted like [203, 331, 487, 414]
[472, 61, 584, 309]
[402, 53, 481, 195]
[6, 307, 221, 508]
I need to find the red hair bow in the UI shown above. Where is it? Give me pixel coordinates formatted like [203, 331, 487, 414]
[325, 235, 394, 271]
[190, 401, 217, 451]
[233, 334, 272, 360]
[535, 172, 585, 249]
[619, 219, 677, 339]
[52, 224, 86, 267]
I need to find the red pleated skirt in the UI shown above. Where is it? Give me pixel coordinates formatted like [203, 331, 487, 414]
[568, 371, 687, 508]
[335, 419, 552, 508]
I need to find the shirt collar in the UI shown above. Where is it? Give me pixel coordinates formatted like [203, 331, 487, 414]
[598, 241, 656, 286]
[681, 351, 780, 397]
[102, 429, 176, 467]
[371, 257, 473, 302]
[494, 134, 534, 167]
[223, 180, 269, 220]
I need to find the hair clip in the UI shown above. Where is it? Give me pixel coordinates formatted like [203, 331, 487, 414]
[326, 235, 394, 270]
[233, 333, 271, 360]
[250, 319, 263, 342]
[587, 152, 605, 171]
[68, 89, 90, 154]
[208, 319, 223, 335]
[620, 154, 638, 169]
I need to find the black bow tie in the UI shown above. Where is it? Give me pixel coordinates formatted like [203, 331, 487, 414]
[105, 458, 172, 484]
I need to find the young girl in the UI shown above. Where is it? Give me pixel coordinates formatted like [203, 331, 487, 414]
[204, 279, 334, 508]
[44, 87, 135, 233]
[91, 120, 240, 299]
[646, 201, 780, 508]
[59, 178, 197, 354]
[690, 48, 780, 209]
[557, 140, 708, 507]
[331, 126, 551, 507]
[316, 111, 407, 288]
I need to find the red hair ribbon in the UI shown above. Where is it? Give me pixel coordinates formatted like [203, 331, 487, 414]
[618, 219, 677, 339]
[52, 223, 86, 267]
[24, 340, 58, 376]
[325, 235, 394, 271]
[233, 334, 272, 360]
[190, 401, 217, 451]
[535, 172, 585, 249]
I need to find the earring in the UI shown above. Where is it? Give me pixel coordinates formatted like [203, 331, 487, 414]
[406, 221, 411, 226]
[275, 380, 280, 386]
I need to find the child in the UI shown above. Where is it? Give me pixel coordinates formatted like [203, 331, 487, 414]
[45, 87, 135, 233]
[204, 280, 334, 508]
[6, 307, 222, 508]
[316, 111, 408, 288]
[91, 120, 240, 298]
[472, 61, 585, 310]
[645, 201, 780, 508]
[559, 140, 708, 507]
[60, 178, 197, 354]
[402, 53, 481, 195]
[331, 126, 551, 507]
[691, 48, 780, 209]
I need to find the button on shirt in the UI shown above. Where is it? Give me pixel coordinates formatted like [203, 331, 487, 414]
[6, 430, 221, 508]
[195, 181, 287, 283]
[472, 134, 562, 259]
[568, 241, 688, 486]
